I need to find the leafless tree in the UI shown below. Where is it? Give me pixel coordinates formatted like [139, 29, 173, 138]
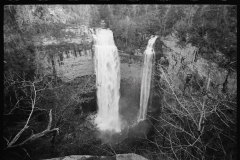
[4, 70, 59, 156]
[4, 69, 96, 158]
[142, 62, 237, 160]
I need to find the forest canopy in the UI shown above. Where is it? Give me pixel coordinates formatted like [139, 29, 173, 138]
[4, 5, 237, 77]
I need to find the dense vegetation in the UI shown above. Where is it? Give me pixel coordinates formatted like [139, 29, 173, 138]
[4, 5, 236, 160]
[4, 5, 237, 75]
[107, 5, 237, 70]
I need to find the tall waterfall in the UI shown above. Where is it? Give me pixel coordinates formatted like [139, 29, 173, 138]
[138, 35, 158, 122]
[93, 28, 121, 133]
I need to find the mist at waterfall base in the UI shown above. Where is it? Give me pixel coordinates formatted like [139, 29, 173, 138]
[91, 30, 159, 144]
[95, 79, 153, 145]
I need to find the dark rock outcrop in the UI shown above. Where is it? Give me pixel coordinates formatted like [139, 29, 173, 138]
[42, 153, 148, 160]
[160, 34, 237, 97]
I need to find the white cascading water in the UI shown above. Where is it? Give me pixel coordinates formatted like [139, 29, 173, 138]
[138, 35, 158, 122]
[92, 28, 121, 133]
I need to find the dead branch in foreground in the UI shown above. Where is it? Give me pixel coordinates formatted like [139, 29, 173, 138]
[4, 71, 59, 150]
[145, 63, 237, 159]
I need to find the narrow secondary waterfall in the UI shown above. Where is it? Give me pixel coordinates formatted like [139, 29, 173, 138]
[93, 28, 121, 133]
[138, 35, 158, 122]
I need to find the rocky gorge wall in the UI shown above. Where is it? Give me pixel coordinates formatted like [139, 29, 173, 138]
[36, 49, 143, 83]
[160, 33, 237, 97]
[35, 29, 236, 97]
[34, 24, 143, 83]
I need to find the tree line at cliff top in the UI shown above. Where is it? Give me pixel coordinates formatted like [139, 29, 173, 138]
[4, 5, 237, 77]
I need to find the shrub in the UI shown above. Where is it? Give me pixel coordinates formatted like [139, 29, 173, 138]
[147, 63, 237, 159]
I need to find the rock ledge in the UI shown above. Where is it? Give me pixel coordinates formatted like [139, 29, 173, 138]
[42, 153, 148, 160]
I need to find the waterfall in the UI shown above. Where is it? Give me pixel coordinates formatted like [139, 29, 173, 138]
[138, 35, 158, 122]
[93, 28, 122, 133]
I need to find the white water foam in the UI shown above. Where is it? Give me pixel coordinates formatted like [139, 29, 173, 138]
[138, 35, 158, 122]
[93, 29, 122, 133]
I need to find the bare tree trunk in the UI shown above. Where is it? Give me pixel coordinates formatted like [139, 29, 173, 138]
[133, 5, 137, 18]
[222, 69, 229, 94]
[108, 5, 113, 20]
[162, 5, 171, 32]
[144, 5, 148, 14]
[50, 53, 57, 85]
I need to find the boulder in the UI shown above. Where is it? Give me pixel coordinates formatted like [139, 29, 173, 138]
[42, 153, 148, 160]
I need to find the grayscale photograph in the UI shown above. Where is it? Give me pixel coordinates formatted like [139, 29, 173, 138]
[4, 5, 237, 160]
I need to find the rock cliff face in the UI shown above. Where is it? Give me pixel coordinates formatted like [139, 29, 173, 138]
[35, 24, 143, 83]
[160, 34, 237, 97]
[34, 23, 93, 80]
[35, 30, 236, 97]
[36, 50, 143, 83]
[52, 51, 94, 82]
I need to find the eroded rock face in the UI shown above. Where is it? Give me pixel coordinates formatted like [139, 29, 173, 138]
[42, 153, 148, 160]
[160, 34, 236, 97]
[35, 25, 144, 83]
[34, 24, 94, 82]
[36, 29, 236, 97]
[55, 52, 94, 82]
